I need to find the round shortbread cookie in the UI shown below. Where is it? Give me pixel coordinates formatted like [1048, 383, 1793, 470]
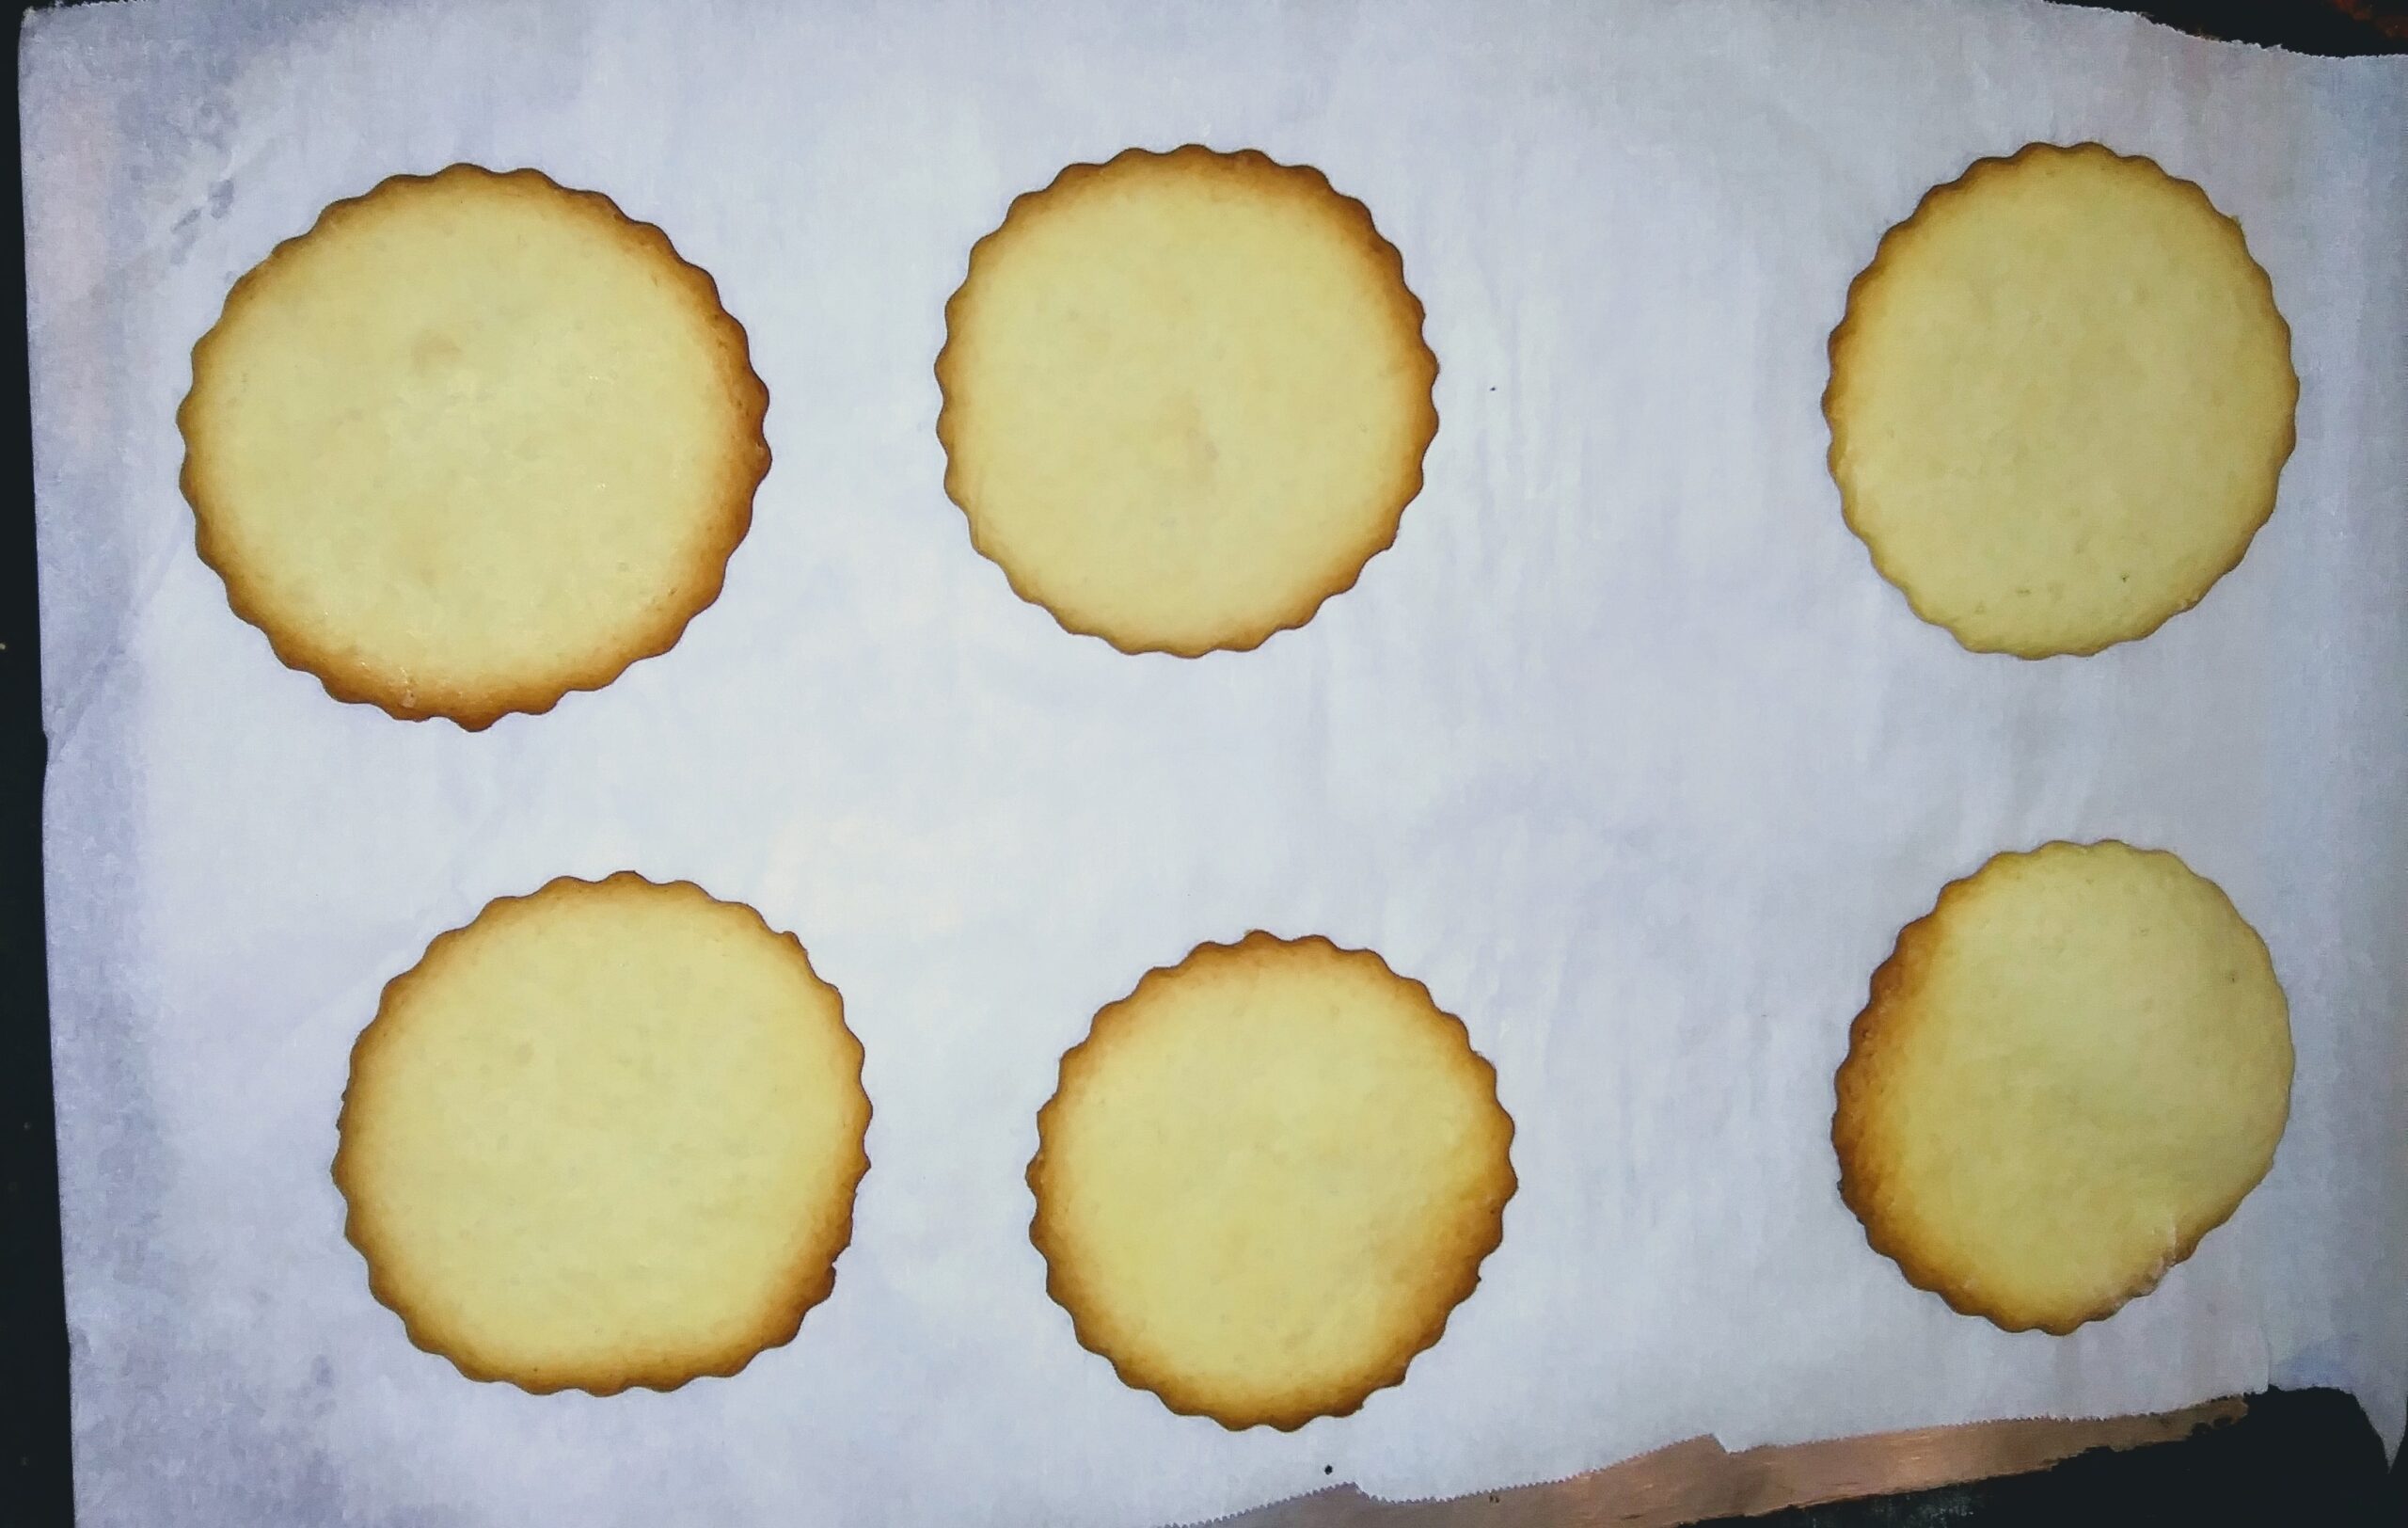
[1029, 933, 1514, 1429]
[936, 146, 1439, 656]
[1833, 841, 2291, 1334]
[1825, 143, 2296, 657]
[334, 874, 869, 1393]
[180, 166, 768, 728]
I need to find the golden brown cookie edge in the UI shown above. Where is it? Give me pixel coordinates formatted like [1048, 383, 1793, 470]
[1821, 142, 2299, 660]
[934, 145, 1441, 659]
[1027, 931, 1515, 1429]
[179, 165, 772, 730]
[332, 870, 871, 1393]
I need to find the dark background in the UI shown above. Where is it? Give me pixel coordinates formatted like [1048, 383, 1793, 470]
[3, 2, 2402, 1524]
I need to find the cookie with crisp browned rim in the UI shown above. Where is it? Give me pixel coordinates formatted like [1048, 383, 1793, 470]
[181, 166, 768, 727]
[1835, 841, 2291, 1334]
[938, 146, 1438, 656]
[1826, 143, 2296, 657]
[336, 874, 869, 1393]
[1030, 932, 1513, 1429]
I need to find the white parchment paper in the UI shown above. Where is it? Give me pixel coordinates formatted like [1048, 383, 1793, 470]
[24, 1, 2408, 1523]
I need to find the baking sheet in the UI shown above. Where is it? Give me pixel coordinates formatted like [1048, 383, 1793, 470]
[23, 1, 2408, 1524]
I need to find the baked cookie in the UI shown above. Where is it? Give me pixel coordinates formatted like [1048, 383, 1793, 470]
[1825, 143, 2296, 657]
[334, 874, 869, 1393]
[1029, 933, 1514, 1429]
[1834, 841, 2291, 1334]
[936, 146, 1439, 656]
[180, 166, 768, 727]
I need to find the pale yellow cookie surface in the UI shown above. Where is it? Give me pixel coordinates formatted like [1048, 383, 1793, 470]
[335, 874, 869, 1393]
[938, 146, 1439, 656]
[1030, 933, 1514, 1429]
[181, 166, 768, 727]
[1834, 842, 2291, 1334]
[1826, 143, 2296, 657]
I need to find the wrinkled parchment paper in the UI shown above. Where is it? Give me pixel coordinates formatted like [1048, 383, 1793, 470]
[24, 1, 2408, 1523]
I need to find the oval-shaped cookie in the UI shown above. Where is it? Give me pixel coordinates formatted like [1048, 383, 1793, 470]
[1030, 932, 1514, 1428]
[938, 146, 1439, 656]
[335, 874, 869, 1393]
[1833, 841, 2291, 1333]
[181, 166, 768, 727]
[1825, 143, 2296, 658]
